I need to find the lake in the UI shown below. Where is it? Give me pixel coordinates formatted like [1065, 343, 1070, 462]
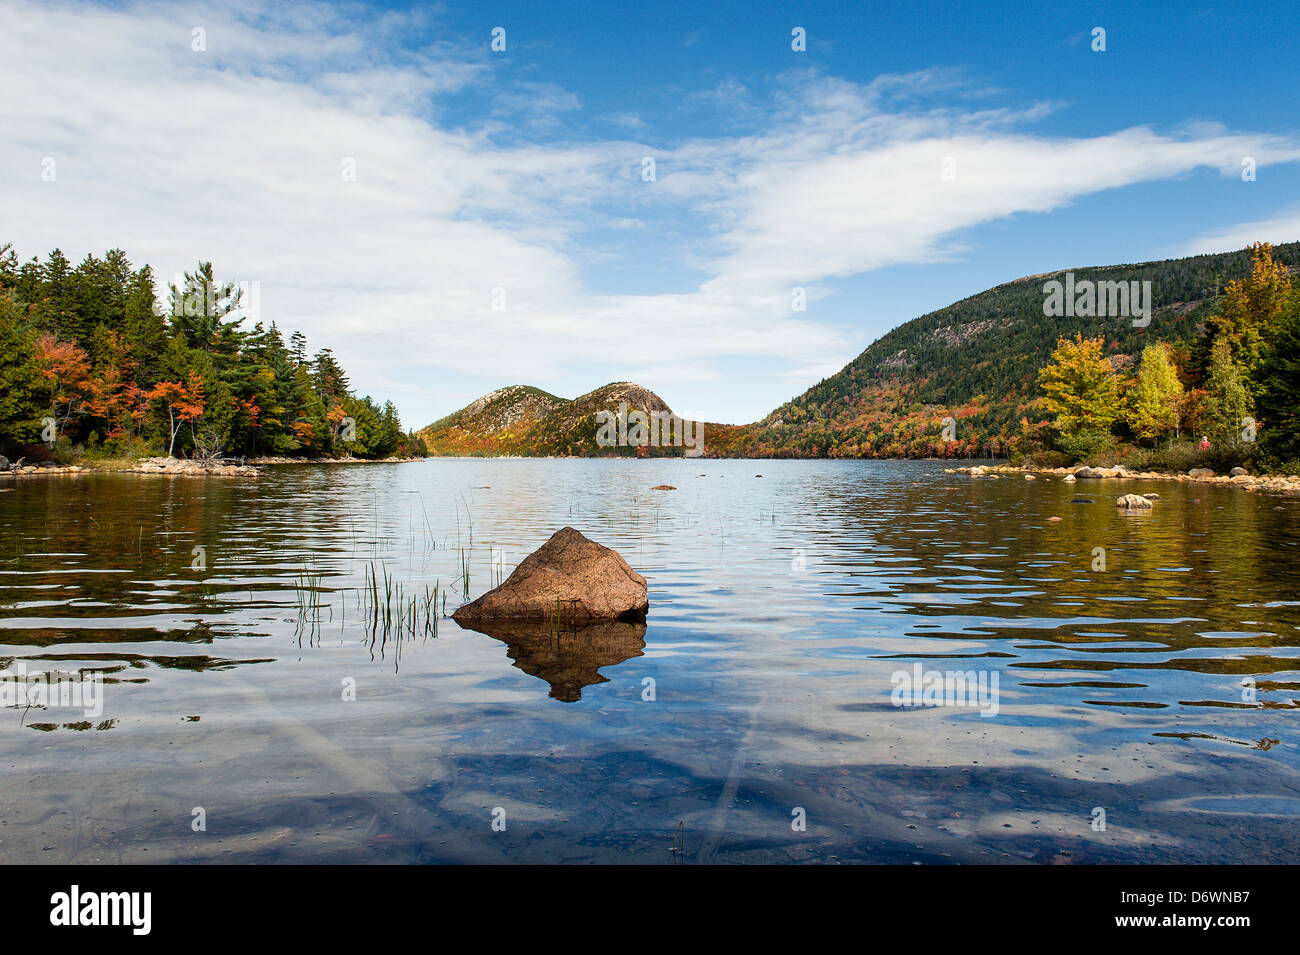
[1, 458, 1298, 864]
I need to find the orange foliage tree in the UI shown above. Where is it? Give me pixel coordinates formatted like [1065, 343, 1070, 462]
[146, 373, 205, 456]
[35, 333, 92, 435]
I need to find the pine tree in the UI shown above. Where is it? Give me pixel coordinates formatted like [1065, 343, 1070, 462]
[124, 265, 167, 386]
[1256, 286, 1300, 461]
[288, 330, 308, 367]
[167, 262, 245, 355]
[0, 291, 51, 449]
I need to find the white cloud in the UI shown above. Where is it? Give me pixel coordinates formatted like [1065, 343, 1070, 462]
[1181, 207, 1300, 255]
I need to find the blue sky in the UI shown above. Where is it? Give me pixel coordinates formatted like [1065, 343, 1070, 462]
[3, 0, 1299, 427]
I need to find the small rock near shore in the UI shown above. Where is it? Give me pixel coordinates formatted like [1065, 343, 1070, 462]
[1116, 493, 1154, 509]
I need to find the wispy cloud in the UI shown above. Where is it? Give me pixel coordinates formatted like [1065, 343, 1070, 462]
[1182, 207, 1300, 255]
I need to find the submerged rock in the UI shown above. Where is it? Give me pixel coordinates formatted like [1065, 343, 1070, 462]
[452, 526, 648, 624]
[652, 484, 677, 490]
[1116, 493, 1154, 509]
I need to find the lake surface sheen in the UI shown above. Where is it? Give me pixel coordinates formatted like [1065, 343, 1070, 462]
[2, 458, 1298, 864]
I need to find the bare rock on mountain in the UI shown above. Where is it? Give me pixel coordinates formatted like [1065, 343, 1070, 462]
[452, 527, 648, 623]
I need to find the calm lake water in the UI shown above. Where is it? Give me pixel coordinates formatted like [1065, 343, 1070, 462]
[2, 458, 1298, 864]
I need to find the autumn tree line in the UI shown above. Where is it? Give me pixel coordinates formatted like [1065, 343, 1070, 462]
[0, 244, 427, 462]
[1034, 243, 1300, 470]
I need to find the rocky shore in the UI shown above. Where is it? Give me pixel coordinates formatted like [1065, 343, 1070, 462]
[129, 456, 260, 476]
[0, 453, 418, 479]
[948, 463, 1300, 498]
[248, 455, 410, 465]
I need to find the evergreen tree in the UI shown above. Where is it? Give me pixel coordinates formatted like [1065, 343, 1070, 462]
[0, 291, 51, 449]
[288, 330, 308, 367]
[1256, 287, 1300, 461]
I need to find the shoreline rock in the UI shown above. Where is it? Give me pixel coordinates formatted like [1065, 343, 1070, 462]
[1116, 493, 1154, 509]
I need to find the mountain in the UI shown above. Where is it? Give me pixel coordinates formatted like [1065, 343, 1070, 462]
[422, 243, 1300, 458]
[418, 381, 718, 456]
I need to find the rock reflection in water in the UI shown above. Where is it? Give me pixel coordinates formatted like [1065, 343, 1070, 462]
[458, 619, 646, 702]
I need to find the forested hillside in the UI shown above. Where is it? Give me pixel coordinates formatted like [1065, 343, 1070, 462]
[708, 243, 1300, 458]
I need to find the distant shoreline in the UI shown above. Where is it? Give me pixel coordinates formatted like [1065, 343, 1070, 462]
[950, 463, 1300, 498]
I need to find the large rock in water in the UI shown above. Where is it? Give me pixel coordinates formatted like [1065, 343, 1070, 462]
[452, 526, 648, 623]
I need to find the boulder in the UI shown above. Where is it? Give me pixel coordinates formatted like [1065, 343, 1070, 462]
[652, 484, 676, 490]
[1116, 493, 1153, 509]
[1188, 468, 1215, 478]
[1143, 493, 1160, 500]
[1062, 474, 1077, 483]
[452, 527, 648, 624]
[0, 455, 8, 471]
[1074, 467, 1106, 479]
[1024, 474, 1036, 481]
[1230, 467, 1249, 477]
